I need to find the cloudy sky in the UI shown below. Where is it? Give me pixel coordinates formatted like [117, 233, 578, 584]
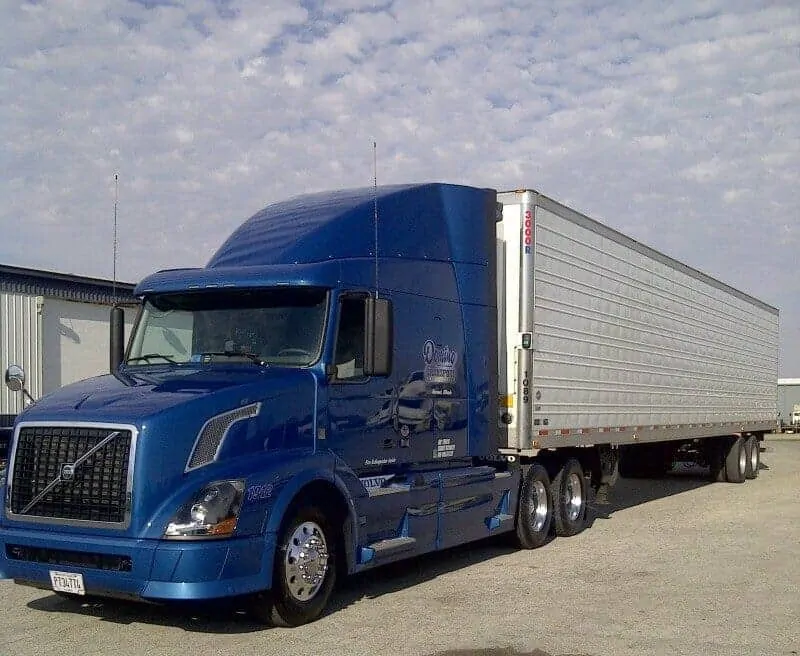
[1, 0, 798, 374]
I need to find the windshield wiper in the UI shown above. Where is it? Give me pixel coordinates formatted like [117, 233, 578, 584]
[127, 353, 178, 364]
[198, 351, 268, 366]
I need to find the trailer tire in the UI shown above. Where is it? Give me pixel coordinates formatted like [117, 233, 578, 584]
[251, 504, 338, 627]
[724, 436, 747, 484]
[515, 463, 553, 549]
[745, 435, 760, 480]
[550, 458, 588, 537]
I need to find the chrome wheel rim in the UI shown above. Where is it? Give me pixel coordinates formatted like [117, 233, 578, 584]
[739, 446, 747, 475]
[529, 480, 549, 532]
[565, 472, 583, 521]
[284, 521, 329, 602]
[750, 442, 759, 472]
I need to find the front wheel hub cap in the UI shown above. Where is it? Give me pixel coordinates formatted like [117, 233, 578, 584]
[284, 521, 329, 601]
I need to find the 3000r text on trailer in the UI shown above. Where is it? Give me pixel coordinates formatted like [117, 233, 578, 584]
[0, 183, 778, 626]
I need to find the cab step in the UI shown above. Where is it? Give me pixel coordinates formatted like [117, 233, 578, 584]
[359, 536, 417, 564]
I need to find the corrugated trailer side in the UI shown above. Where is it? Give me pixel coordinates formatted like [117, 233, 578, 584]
[497, 189, 779, 452]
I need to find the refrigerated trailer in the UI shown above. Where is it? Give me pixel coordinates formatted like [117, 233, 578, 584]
[0, 183, 779, 626]
[496, 192, 777, 477]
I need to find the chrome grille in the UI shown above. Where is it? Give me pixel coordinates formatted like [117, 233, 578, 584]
[9, 425, 132, 524]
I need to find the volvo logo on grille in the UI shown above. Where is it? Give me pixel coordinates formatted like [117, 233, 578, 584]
[60, 463, 76, 481]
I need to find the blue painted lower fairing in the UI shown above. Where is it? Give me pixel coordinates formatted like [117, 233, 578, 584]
[0, 524, 276, 600]
[348, 463, 522, 572]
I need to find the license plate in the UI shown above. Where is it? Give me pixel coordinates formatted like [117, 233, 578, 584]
[49, 570, 85, 596]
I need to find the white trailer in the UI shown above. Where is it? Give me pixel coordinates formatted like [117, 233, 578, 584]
[496, 189, 778, 478]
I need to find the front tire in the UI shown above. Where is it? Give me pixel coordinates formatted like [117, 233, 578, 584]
[251, 505, 338, 627]
[550, 458, 588, 537]
[515, 463, 553, 549]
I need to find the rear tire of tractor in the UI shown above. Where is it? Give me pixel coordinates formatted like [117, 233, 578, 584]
[250, 505, 338, 627]
[745, 435, 760, 480]
[515, 463, 553, 549]
[550, 458, 588, 537]
[724, 436, 747, 484]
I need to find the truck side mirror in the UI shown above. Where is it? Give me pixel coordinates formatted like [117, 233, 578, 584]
[110, 305, 125, 373]
[364, 296, 393, 377]
[4, 365, 25, 392]
[4, 364, 35, 404]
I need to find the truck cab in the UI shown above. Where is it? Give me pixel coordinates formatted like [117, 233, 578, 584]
[0, 183, 511, 625]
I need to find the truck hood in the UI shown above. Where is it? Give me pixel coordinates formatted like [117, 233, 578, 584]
[17, 365, 295, 423]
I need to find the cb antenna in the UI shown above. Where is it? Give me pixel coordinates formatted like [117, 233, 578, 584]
[372, 141, 379, 299]
[113, 172, 119, 299]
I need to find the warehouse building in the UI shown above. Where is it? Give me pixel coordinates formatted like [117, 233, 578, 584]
[1, 264, 139, 454]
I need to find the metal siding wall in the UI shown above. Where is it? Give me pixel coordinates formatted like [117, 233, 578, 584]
[530, 206, 779, 430]
[0, 292, 42, 415]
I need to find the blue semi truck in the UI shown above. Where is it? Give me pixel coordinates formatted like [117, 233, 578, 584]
[0, 183, 778, 625]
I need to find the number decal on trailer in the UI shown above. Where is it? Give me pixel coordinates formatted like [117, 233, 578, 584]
[524, 209, 533, 255]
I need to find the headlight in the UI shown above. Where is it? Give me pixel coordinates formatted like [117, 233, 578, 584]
[164, 479, 245, 539]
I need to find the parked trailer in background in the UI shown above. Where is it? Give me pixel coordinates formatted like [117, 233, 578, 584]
[0, 183, 779, 626]
[777, 379, 800, 433]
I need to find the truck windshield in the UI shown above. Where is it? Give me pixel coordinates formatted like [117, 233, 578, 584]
[125, 287, 328, 367]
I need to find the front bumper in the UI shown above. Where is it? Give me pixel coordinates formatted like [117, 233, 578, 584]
[0, 525, 276, 601]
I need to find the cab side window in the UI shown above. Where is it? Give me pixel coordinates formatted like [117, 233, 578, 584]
[334, 297, 366, 380]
